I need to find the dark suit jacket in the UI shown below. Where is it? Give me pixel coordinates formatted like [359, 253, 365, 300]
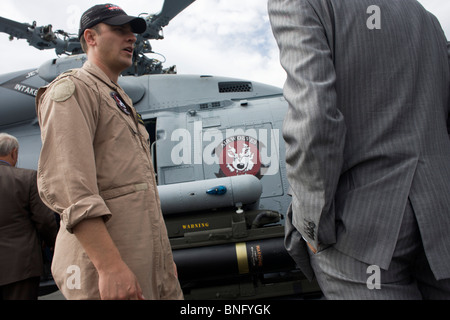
[0, 161, 57, 286]
[269, 0, 450, 280]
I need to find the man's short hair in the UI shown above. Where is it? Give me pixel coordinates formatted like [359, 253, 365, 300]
[0, 133, 19, 156]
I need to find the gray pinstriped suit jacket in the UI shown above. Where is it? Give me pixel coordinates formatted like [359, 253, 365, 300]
[269, 0, 450, 280]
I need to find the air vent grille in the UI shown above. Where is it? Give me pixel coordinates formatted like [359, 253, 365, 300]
[200, 101, 221, 109]
[218, 81, 253, 93]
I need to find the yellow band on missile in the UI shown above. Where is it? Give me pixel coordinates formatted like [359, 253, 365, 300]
[235, 242, 249, 274]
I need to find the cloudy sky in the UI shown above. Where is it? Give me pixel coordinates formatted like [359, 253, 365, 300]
[1, 0, 449, 88]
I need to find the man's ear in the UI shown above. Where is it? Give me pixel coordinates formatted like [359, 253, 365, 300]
[11, 148, 18, 167]
[84, 28, 98, 47]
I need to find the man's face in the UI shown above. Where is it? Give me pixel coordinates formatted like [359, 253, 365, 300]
[90, 23, 137, 75]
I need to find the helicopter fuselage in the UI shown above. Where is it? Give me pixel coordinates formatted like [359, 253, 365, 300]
[0, 65, 291, 217]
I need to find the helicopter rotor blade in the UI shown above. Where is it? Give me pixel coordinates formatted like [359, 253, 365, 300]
[0, 16, 81, 55]
[142, 0, 196, 39]
[155, 0, 196, 27]
[0, 16, 33, 41]
[0, 1, 196, 74]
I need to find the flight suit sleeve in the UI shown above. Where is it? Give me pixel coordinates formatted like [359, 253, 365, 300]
[36, 76, 112, 233]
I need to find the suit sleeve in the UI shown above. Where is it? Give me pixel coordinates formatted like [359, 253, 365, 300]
[36, 77, 112, 233]
[29, 170, 58, 246]
[269, 0, 346, 248]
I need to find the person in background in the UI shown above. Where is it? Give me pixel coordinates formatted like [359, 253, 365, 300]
[0, 133, 57, 300]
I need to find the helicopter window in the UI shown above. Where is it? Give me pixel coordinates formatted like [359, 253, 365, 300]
[144, 118, 157, 146]
[218, 82, 253, 93]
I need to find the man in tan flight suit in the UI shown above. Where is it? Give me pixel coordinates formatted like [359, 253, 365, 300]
[35, 4, 183, 300]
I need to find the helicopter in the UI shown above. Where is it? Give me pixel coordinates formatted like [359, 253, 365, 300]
[0, 0, 321, 299]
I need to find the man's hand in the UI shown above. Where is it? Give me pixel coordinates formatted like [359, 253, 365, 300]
[72, 217, 145, 300]
[98, 262, 145, 300]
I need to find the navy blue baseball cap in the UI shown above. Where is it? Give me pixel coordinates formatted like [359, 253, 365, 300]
[79, 3, 147, 39]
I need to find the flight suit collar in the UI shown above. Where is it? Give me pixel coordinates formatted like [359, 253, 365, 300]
[82, 60, 122, 92]
[82, 60, 140, 130]
[82, 60, 133, 108]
